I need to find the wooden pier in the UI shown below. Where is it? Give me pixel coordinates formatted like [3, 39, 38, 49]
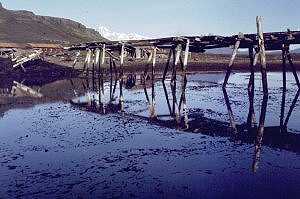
[66, 17, 300, 129]
[67, 17, 300, 92]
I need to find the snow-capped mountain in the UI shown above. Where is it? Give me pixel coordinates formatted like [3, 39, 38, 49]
[98, 26, 148, 41]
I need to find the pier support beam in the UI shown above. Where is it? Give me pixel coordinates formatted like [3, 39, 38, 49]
[172, 44, 182, 124]
[150, 47, 157, 119]
[256, 16, 268, 94]
[247, 47, 257, 128]
[179, 39, 190, 129]
[73, 51, 81, 69]
[83, 49, 92, 75]
[280, 44, 288, 129]
[222, 38, 241, 88]
[119, 44, 125, 112]
[252, 16, 269, 172]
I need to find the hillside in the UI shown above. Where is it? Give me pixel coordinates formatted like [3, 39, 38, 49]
[0, 3, 106, 44]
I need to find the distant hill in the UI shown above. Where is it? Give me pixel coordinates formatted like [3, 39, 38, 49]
[0, 3, 106, 44]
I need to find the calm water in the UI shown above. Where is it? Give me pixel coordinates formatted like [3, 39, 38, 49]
[0, 71, 299, 198]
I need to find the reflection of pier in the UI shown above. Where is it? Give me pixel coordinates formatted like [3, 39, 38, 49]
[223, 87, 300, 172]
[66, 17, 300, 165]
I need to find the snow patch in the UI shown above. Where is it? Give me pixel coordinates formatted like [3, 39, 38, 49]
[98, 26, 148, 41]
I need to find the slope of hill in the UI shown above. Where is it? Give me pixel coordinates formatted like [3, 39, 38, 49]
[0, 3, 106, 44]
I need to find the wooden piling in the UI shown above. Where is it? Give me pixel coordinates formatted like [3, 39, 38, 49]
[171, 46, 180, 124]
[253, 16, 268, 172]
[119, 44, 125, 112]
[150, 47, 157, 119]
[183, 39, 190, 71]
[101, 44, 106, 65]
[95, 48, 100, 68]
[247, 47, 256, 128]
[109, 57, 113, 102]
[256, 16, 268, 94]
[222, 40, 240, 88]
[175, 44, 182, 66]
[280, 44, 287, 128]
[73, 51, 81, 68]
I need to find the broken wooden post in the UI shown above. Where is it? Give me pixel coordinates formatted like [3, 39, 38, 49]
[183, 39, 190, 71]
[109, 57, 113, 102]
[256, 16, 268, 94]
[253, 16, 269, 172]
[101, 44, 106, 65]
[179, 39, 190, 129]
[119, 43, 125, 112]
[12, 50, 42, 72]
[222, 36, 241, 88]
[172, 44, 181, 124]
[11, 81, 43, 98]
[92, 49, 95, 74]
[180, 72, 188, 129]
[247, 47, 256, 128]
[84, 49, 92, 75]
[112, 59, 118, 98]
[150, 47, 157, 119]
[95, 48, 100, 67]
[175, 44, 182, 66]
[282, 44, 288, 91]
[248, 47, 255, 92]
[73, 51, 81, 69]
[98, 73, 102, 108]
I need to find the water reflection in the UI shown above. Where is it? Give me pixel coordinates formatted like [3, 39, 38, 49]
[66, 71, 300, 157]
[223, 83, 300, 171]
[1, 72, 300, 172]
[70, 69, 122, 114]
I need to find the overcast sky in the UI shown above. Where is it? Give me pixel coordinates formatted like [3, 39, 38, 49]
[1, 0, 300, 38]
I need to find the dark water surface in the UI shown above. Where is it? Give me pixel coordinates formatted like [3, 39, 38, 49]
[0, 71, 299, 198]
